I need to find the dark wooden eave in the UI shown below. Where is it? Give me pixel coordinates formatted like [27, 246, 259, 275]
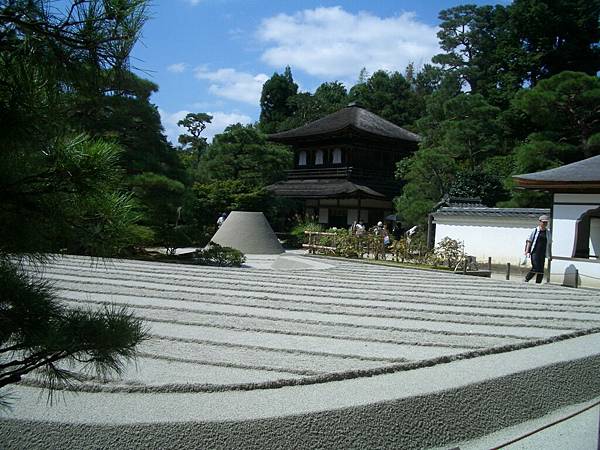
[266, 179, 386, 199]
[513, 155, 600, 192]
[268, 104, 421, 144]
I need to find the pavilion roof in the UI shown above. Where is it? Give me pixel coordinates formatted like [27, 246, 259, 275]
[513, 155, 600, 191]
[266, 178, 386, 199]
[268, 104, 421, 143]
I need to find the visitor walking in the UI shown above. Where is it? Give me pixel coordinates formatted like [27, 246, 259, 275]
[524, 215, 552, 283]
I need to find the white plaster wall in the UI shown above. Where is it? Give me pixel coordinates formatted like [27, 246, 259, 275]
[434, 217, 537, 265]
[550, 258, 600, 289]
[551, 203, 589, 258]
[551, 193, 600, 288]
[555, 193, 600, 203]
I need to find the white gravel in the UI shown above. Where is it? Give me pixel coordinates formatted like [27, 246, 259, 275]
[17, 254, 600, 392]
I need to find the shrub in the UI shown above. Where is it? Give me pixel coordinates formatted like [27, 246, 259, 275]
[409, 233, 434, 265]
[332, 231, 361, 258]
[290, 219, 323, 245]
[434, 237, 464, 269]
[390, 238, 410, 262]
[191, 243, 246, 267]
[389, 233, 434, 265]
[307, 229, 385, 259]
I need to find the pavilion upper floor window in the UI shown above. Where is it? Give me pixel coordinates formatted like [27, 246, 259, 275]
[315, 150, 324, 165]
[298, 150, 307, 166]
[332, 148, 342, 164]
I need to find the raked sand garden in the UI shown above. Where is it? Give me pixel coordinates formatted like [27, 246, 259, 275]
[2, 252, 600, 449]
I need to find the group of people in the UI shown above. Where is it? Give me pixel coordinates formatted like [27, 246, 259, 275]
[349, 220, 392, 246]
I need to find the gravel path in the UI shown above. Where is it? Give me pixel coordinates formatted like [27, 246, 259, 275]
[20, 254, 600, 394]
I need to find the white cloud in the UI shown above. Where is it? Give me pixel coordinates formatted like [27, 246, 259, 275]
[205, 111, 253, 141]
[167, 63, 187, 74]
[185, 0, 201, 6]
[257, 6, 440, 79]
[159, 109, 253, 145]
[194, 68, 269, 105]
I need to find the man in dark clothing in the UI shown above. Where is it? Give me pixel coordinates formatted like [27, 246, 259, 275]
[524, 215, 552, 283]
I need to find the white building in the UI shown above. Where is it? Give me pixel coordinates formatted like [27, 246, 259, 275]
[514, 155, 600, 288]
[431, 201, 549, 266]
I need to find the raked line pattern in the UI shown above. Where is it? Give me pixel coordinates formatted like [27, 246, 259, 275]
[20, 255, 600, 393]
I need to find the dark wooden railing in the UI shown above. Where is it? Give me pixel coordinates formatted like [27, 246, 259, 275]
[285, 166, 394, 180]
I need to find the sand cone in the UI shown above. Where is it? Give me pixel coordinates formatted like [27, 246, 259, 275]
[209, 211, 284, 255]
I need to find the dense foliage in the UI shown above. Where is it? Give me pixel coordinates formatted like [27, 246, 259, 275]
[396, 0, 600, 224]
[0, 0, 152, 406]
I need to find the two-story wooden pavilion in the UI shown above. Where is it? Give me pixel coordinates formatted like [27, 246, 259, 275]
[266, 104, 420, 228]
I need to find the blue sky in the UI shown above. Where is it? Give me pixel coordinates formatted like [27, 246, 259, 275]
[131, 0, 507, 144]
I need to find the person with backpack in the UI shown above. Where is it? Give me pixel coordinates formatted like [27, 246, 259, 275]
[524, 215, 552, 283]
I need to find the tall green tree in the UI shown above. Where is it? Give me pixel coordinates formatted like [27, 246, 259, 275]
[433, 1, 600, 103]
[190, 180, 273, 228]
[396, 0, 600, 222]
[433, 4, 524, 107]
[349, 70, 417, 127]
[0, 0, 150, 405]
[259, 66, 298, 134]
[178, 113, 213, 158]
[176, 112, 213, 184]
[200, 124, 292, 185]
[277, 81, 348, 131]
[314, 81, 348, 109]
[69, 71, 186, 182]
[396, 92, 511, 225]
[506, 71, 600, 207]
[513, 71, 600, 163]
[510, 0, 600, 84]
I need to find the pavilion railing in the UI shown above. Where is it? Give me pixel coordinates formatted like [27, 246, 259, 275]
[285, 166, 394, 180]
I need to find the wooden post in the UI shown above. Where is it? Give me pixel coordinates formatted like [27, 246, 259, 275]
[488, 257, 492, 272]
[575, 269, 579, 288]
[463, 257, 467, 275]
[506, 263, 511, 280]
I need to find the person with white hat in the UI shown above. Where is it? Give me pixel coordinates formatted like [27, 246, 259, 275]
[524, 214, 552, 283]
[216, 212, 227, 228]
